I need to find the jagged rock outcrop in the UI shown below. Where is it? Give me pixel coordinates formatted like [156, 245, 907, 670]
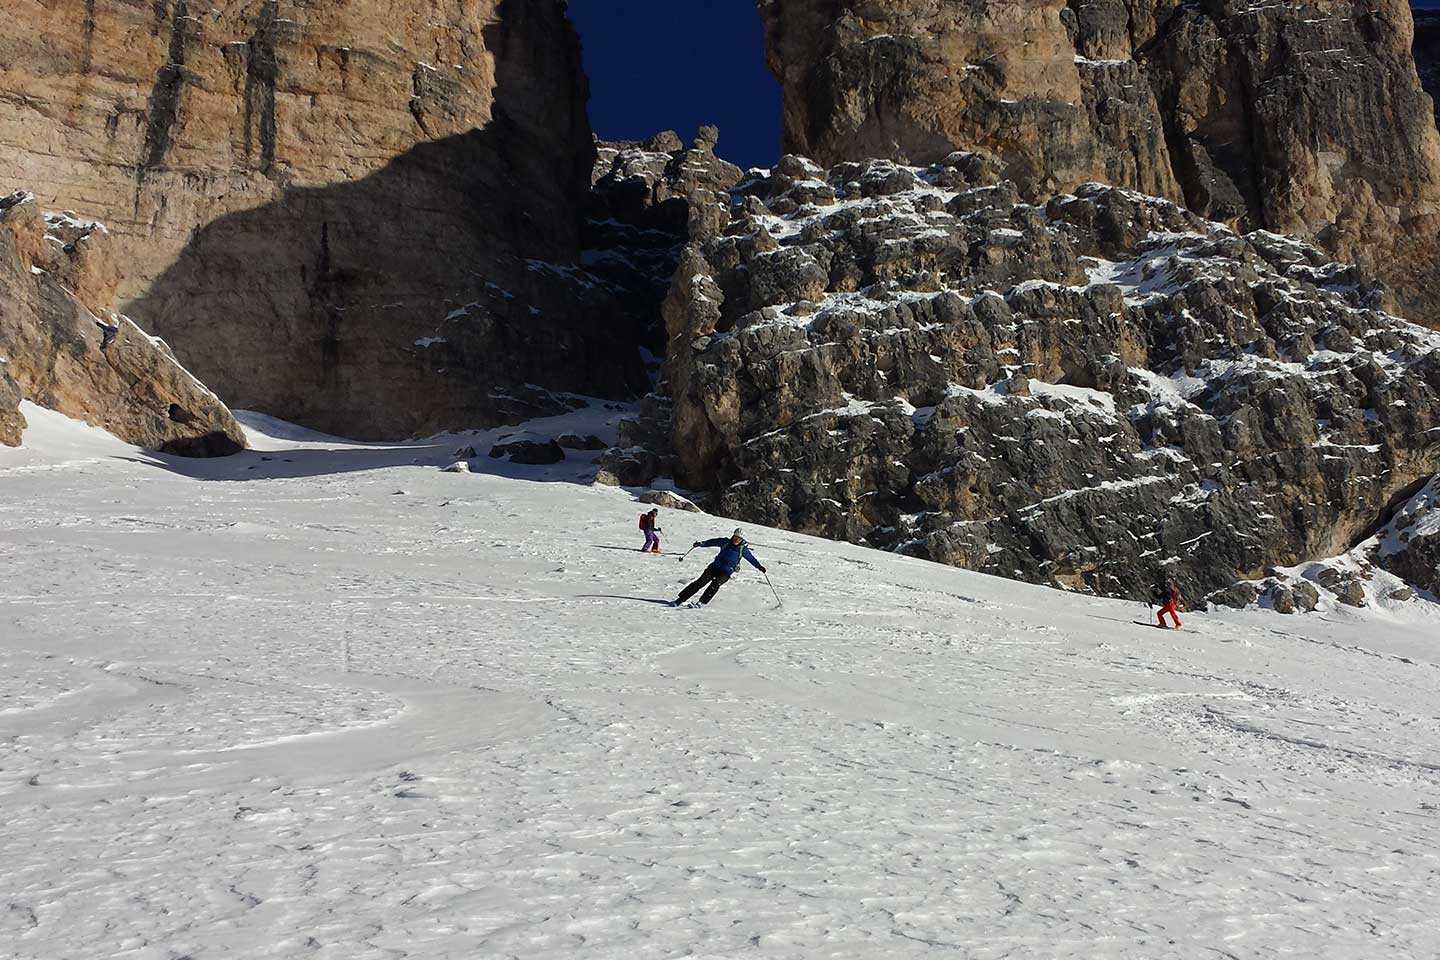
[1371, 474, 1440, 597]
[0, 0, 641, 438]
[587, 129, 745, 359]
[1234, 473, 1440, 612]
[586, 129, 745, 487]
[1, 193, 245, 455]
[659, 154, 1440, 604]
[758, 0, 1440, 324]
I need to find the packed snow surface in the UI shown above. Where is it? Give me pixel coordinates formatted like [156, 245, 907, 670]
[2, 405, 1439, 959]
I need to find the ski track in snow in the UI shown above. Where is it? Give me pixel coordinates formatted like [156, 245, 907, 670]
[2, 409, 1439, 958]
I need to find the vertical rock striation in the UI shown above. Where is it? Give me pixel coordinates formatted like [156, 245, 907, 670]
[0, 0, 642, 438]
[758, 0, 1440, 325]
[760, 0, 1181, 201]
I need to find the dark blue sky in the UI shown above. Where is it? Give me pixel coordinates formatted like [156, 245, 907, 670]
[571, 2, 1436, 169]
[569, 0, 782, 170]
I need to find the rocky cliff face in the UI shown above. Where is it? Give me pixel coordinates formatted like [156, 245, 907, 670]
[653, 153, 1440, 606]
[587, 128, 744, 363]
[759, 0, 1181, 201]
[1, 193, 245, 455]
[0, 0, 641, 439]
[583, 129, 746, 488]
[1415, 8, 1440, 123]
[759, 0, 1440, 325]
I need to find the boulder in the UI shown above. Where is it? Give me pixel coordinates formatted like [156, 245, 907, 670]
[1264, 577, 1321, 615]
[1209, 582, 1260, 611]
[1267, 583, 1297, 616]
[489, 440, 565, 465]
[1334, 580, 1368, 608]
[557, 434, 608, 451]
[637, 490, 702, 513]
[1291, 581, 1322, 613]
[595, 447, 664, 487]
[1317, 568, 1368, 608]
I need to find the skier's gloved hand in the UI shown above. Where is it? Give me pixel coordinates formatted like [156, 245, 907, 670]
[693, 541, 702, 547]
[759, 565, 767, 573]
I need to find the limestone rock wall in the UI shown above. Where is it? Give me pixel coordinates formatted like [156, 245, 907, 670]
[759, 0, 1181, 201]
[657, 154, 1440, 604]
[1, 193, 245, 455]
[0, 0, 642, 439]
[758, 0, 1440, 325]
[587, 128, 744, 360]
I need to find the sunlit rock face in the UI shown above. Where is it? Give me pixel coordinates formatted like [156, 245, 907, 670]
[0, 0, 643, 438]
[659, 153, 1440, 603]
[758, 0, 1440, 326]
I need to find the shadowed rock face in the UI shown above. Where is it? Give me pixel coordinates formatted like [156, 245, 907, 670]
[656, 155, 1440, 604]
[1, 194, 245, 455]
[1376, 475, 1440, 596]
[758, 0, 1440, 325]
[587, 128, 745, 362]
[0, 0, 642, 439]
[584, 129, 747, 489]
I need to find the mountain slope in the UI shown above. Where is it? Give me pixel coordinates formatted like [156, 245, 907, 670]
[2, 409, 1437, 958]
[643, 154, 1440, 606]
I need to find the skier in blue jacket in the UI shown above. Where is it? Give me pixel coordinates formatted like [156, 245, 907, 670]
[672, 528, 766, 607]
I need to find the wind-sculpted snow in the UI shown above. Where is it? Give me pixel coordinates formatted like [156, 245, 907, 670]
[2, 409, 1439, 957]
[659, 155, 1440, 607]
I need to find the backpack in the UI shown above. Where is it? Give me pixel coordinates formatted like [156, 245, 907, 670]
[638, 513, 647, 530]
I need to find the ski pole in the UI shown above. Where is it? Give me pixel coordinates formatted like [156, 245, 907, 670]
[764, 571, 783, 609]
[678, 545, 696, 564]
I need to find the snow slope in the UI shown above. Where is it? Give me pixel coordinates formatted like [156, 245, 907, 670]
[2, 406, 1439, 959]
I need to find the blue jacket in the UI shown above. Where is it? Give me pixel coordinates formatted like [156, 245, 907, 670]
[701, 538, 764, 575]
